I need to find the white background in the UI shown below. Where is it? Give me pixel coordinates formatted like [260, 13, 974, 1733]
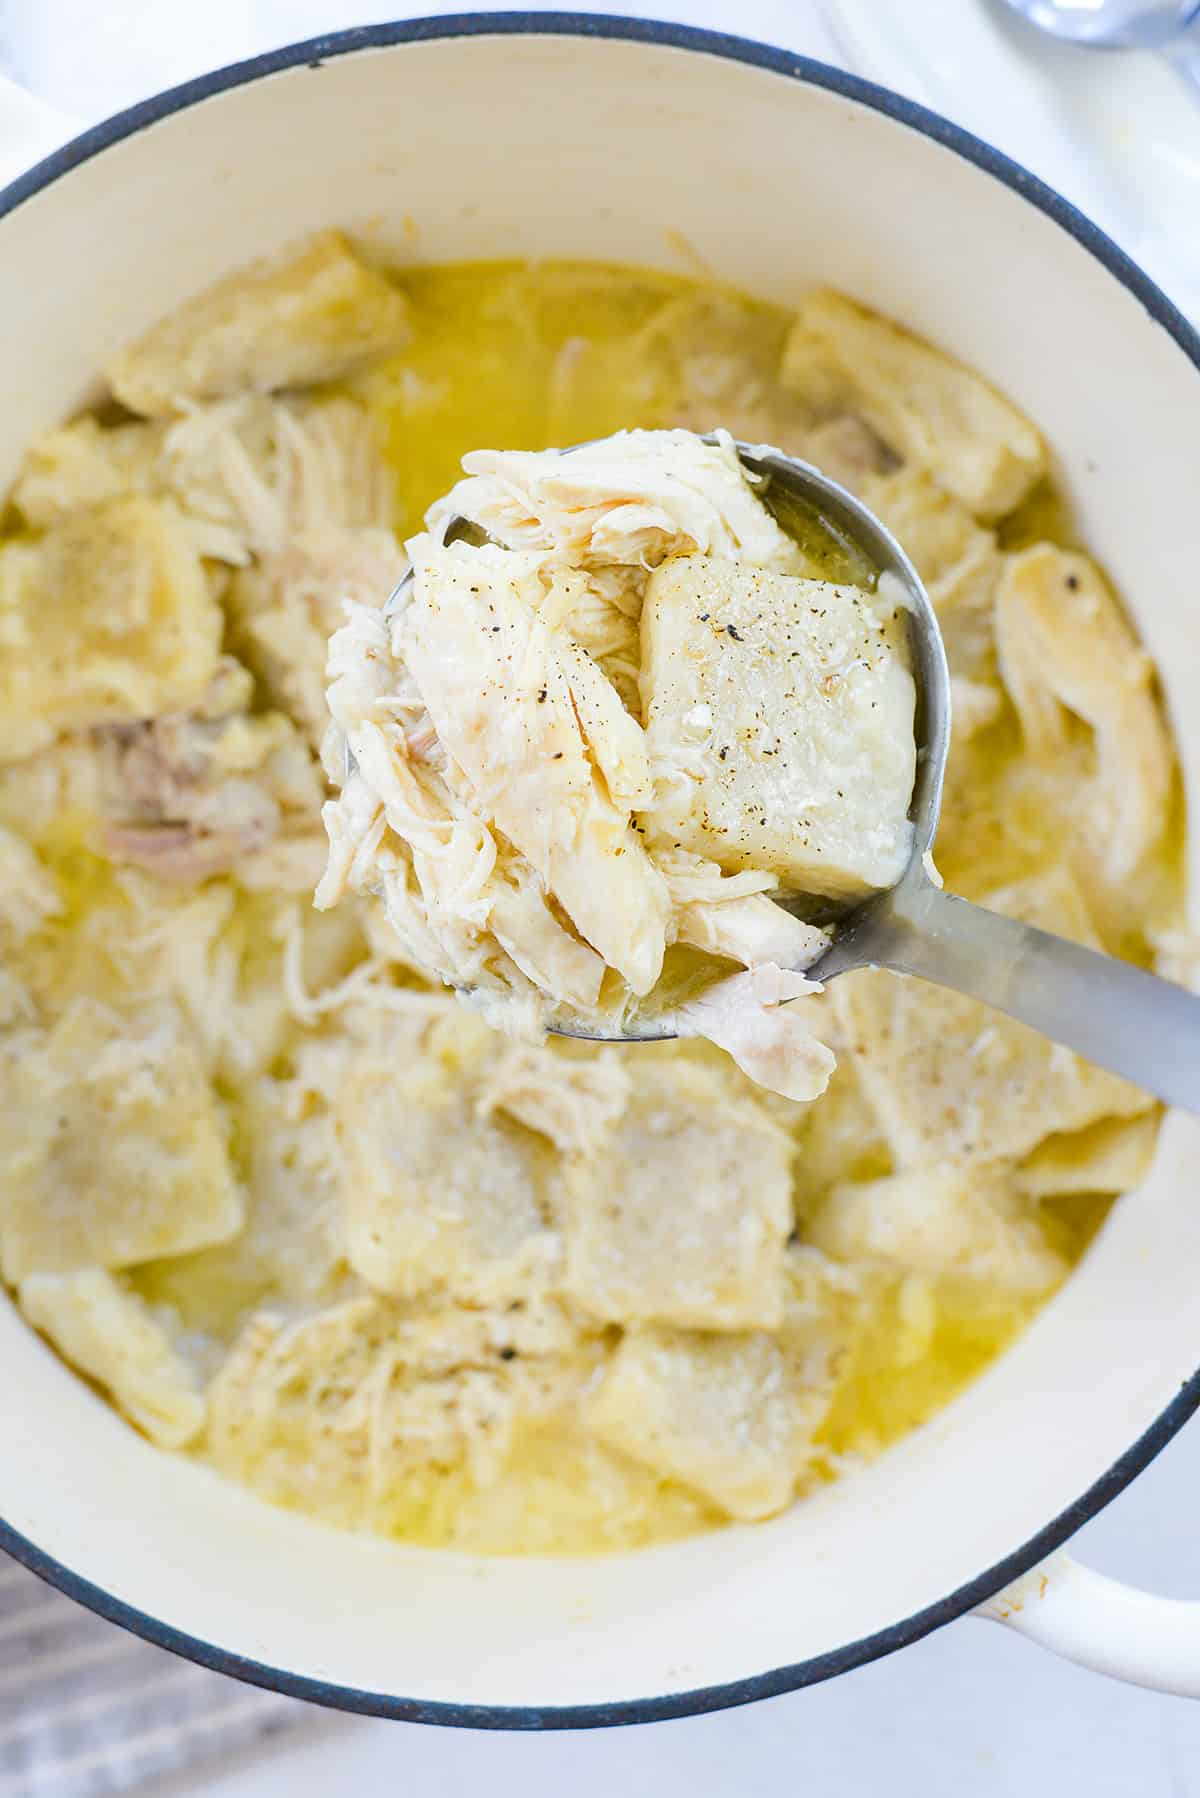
[5, 1, 1200, 1791]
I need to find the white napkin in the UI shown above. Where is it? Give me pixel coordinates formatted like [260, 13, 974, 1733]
[0, 1554, 302, 1797]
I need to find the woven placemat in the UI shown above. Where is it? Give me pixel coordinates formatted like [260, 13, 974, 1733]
[0, 1554, 302, 1798]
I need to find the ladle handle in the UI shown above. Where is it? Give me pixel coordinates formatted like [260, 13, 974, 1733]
[862, 880, 1200, 1114]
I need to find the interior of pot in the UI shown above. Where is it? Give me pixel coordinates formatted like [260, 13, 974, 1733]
[2, 25, 1199, 1718]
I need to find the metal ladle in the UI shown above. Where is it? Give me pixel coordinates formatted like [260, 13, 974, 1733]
[543, 442, 1200, 1112]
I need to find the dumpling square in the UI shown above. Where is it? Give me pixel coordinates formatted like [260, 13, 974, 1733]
[106, 230, 410, 416]
[587, 1318, 834, 1521]
[640, 557, 915, 899]
[336, 1056, 561, 1306]
[808, 1165, 1065, 1297]
[834, 869, 1152, 1167]
[564, 1061, 793, 1330]
[19, 1269, 205, 1448]
[0, 495, 223, 760]
[0, 999, 242, 1282]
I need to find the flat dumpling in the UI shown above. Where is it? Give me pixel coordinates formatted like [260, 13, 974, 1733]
[106, 231, 410, 416]
[791, 1009, 892, 1194]
[0, 998, 242, 1282]
[12, 415, 165, 530]
[640, 557, 915, 898]
[132, 1057, 348, 1341]
[807, 1166, 1065, 1297]
[19, 1269, 205, 1448]
[1016, 1112, 1160, 1199]
[834, 867, 1153, 1168]
[586, 1315, 835, 1521]
[0, 496, 223, 761]
[781, 289, 1045, 519]
[336, 1045, 561, 1305]
[564, 1061, 793, 1330]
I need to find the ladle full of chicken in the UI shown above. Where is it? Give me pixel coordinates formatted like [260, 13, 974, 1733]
[320, 430, 1200, 1112]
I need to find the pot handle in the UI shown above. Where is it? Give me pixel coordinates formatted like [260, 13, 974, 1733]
[0, 74, 74, 187]
[979, 1552, 1200, 1696]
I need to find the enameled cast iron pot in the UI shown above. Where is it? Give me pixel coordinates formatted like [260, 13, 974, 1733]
[2, 12, 1200, 1724]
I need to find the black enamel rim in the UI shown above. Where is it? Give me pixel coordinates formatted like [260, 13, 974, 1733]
[2, 10, 1199, 1731]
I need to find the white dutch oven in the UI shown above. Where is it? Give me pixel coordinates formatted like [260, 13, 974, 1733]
[2, 13, 1200, 1723]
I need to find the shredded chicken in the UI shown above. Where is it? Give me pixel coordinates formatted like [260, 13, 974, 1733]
[97, 656, 325, 886]
[168, 392, 406, 744]
[995, 545, 1171, 882]
[476, 1043, 632, 1156]
[427, 428, 802, 572]
[672, 967, 836, 1103]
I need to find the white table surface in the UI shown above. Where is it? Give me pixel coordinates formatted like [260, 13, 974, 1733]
[6, 1, 1200, 1790]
